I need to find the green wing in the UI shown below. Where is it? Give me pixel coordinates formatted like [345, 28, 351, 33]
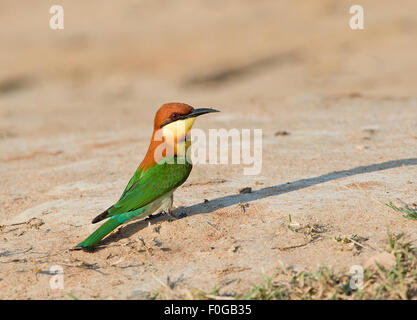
[118, 167, 143, 201]
[107, 156, 192, 217]
[79, 157, 192, 248]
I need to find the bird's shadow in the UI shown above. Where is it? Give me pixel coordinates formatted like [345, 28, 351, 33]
[93, 158, 417, 251]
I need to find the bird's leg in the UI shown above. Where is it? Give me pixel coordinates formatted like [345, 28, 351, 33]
[162, 193, 177, 220]
[165, 208, 177, 220]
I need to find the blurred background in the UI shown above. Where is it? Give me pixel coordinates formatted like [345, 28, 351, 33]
[1, 0, 416, 118]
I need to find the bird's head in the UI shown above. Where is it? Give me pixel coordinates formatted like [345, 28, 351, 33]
[154, 102, 219, 143]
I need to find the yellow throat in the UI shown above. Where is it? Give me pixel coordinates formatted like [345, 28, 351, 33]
[162, 117, 196, 156]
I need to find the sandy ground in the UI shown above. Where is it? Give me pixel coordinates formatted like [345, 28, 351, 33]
[0, 0, 416, 299]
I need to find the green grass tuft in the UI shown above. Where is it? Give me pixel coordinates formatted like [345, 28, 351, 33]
[153, 232, 417, 300]
[386, 202, 417, 220]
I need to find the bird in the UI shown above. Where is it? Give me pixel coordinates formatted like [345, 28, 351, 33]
[76, 102, 219, 249]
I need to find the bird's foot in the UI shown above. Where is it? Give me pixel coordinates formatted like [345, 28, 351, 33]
[163, 209, 177, 221]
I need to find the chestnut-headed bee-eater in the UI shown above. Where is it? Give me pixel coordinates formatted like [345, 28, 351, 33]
[76, 102, 219, 249]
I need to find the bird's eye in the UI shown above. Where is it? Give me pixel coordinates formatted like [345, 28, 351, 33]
[171, 113, 178, 120]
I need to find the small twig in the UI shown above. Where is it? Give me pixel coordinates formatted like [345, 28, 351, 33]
[348, 236, 379, 252]
[138, 237, 153, 256]
[58, 262, 107, 275]
[152, 273, 170, 289]
[273, 239, 314, 251]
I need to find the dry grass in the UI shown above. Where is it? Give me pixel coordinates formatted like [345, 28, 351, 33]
[153, 232, 417, 300]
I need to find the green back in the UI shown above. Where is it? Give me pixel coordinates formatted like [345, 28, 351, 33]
[108, 156, 192, 217]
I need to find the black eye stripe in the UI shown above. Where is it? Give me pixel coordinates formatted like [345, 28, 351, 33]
[160, 113, 187, 128]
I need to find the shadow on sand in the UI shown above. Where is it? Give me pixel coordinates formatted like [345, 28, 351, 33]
[95, 158, 417, 251]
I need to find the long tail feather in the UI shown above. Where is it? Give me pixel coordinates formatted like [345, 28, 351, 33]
[76, 217, 121, 249]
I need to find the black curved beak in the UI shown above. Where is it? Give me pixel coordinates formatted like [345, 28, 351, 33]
[185, 108, 220, 118]
[160, 107, 220, 128]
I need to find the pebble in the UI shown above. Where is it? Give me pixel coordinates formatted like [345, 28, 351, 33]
[239, 187, 252, 194]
